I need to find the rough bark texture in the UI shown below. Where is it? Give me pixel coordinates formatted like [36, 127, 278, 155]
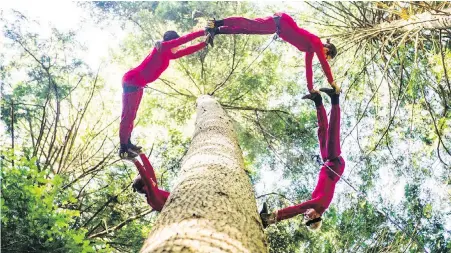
[141, 95, 267, 253]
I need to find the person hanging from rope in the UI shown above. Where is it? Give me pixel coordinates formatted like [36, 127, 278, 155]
[129, 152, 170, 211]
[119, 30, 213, 159]
[206, 13, 339, 94]
[260, 87, 345, 230]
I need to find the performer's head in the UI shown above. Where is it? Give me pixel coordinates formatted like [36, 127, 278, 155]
[132, 175, 147, 194]
[323, 39, 337, 61]
[163, 30, 181, 53]
[304, 208, 323, 231]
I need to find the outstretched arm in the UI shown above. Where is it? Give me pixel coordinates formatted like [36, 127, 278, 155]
[313, 39, 334, 85]
[276, 197, 322, 221]
[132, 159, 158, 192]
[138, 153, 157, 183]
[172, 41, 206, 59]
[132, 157, 170, 212]
[162, 30, 205, 49]
[305, 52, 314, 92]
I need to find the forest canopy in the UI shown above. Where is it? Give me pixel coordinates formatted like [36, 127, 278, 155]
[1, 1, 450, 252]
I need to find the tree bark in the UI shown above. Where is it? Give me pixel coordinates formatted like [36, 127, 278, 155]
[141, 95, 267, 253]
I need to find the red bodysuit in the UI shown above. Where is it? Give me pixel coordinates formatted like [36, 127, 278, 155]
[120, 30, 206, 145]
[277, 103, 345, 220]
[133, 153, 169, 211]
[217, 13, 334, 91]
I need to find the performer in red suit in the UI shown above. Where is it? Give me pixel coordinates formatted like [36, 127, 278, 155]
[261, 87, 345, 230]
[207, 13, 339, 94]
[131, 152, 169, 211]
[119, 30, 211, 158]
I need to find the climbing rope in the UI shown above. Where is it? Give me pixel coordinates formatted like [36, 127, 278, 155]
[312, 155, 428, 253]
[241, 34, 278, 74]
[312, 155, 363, 196]
[210, 33, 278, 96]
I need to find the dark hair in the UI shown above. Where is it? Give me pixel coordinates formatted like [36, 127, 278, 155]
[132, 175, 146, 194]
[323, 39, 337, 59]
[306, 217, 322, 226]
[163, 30, 180, 41]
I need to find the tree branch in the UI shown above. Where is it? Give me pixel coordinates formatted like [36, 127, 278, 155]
[87, 209, 153, 239]
[158, 78, 194, 97]
[256, 192, 295, 204]
[221, 103, 289, 114]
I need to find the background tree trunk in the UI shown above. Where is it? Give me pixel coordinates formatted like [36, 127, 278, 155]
[141, 95, 267, 253]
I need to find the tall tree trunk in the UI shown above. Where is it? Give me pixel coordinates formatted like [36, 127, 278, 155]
[141, 95, 267, 253]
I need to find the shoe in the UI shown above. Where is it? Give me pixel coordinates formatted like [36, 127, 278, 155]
[319, 88, 337, 97]
[205, 31, 215, 47]
[127, 139, 142, 153]
[301, 93, 320, 101]
[260, 202, 276, 228]
[302, 92, 323, 106]
[320, 88, 340, 105]
[330, 81, 341, 94]
[119, 144, 138, 159]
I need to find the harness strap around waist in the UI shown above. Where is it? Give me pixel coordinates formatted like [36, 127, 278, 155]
[273, 15, 281, 35]
[325, 155, 342, 165]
